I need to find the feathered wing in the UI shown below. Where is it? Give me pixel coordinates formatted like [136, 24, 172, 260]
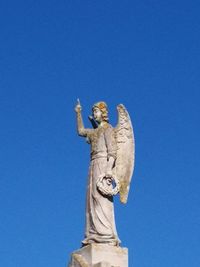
[114, 104, 135, 204]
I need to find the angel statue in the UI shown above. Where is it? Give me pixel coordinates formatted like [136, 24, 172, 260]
[75, 100, 135, 247]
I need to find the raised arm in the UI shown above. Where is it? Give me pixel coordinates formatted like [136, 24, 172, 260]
[75, 99, 92, 137]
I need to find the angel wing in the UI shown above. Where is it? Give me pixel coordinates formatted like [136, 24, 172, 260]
[114, 104, 135, 204]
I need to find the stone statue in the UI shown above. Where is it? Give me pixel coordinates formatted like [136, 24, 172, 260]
[74, 100, 135, 248]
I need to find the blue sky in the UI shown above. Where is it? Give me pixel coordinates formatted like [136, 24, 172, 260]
[0, 0, 200, 266]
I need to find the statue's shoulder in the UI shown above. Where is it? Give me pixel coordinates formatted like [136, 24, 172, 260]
[103, 123, 115, 136]
[103, 123, 112, 130]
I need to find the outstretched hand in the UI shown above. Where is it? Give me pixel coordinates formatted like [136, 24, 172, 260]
[75, 98, 82, 113]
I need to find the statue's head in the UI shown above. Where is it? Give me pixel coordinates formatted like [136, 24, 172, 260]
[92, 101, 109, 123]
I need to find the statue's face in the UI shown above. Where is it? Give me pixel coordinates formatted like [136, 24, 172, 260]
[93, 107, 102, 123]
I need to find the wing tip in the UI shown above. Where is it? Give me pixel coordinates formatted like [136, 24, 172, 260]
[117, 104, 125, 110]
[120, 195, 128, 204]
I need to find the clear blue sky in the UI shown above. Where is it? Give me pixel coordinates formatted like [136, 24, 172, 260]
[0, 0, 200, 266]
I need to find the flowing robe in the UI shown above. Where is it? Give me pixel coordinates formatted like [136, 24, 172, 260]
[78, 120, 120, 246]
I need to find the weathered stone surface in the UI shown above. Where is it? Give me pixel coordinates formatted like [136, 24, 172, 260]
[68, 244, 128, 267]
[93, 262, 110, 267]
[75, 100, 135, 246]
[69, 100, 134, 267]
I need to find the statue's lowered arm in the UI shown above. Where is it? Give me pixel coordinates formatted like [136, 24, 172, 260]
[104, 126, 117, 177]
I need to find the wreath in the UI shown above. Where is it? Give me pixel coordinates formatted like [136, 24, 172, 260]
[96, 174, 120, 197]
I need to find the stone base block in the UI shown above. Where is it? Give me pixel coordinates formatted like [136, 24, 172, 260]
[68, 243, 128, 267]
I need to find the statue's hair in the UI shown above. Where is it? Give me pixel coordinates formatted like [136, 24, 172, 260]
[92, 101, 109, 122]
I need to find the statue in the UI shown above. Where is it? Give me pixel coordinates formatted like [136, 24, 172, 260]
[74, 100, 135, 248]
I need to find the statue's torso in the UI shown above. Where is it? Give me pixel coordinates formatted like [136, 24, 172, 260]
[88, 124, 112, 160]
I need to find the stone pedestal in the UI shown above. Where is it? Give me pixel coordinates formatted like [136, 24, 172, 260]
[68, 244, 128, 267]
